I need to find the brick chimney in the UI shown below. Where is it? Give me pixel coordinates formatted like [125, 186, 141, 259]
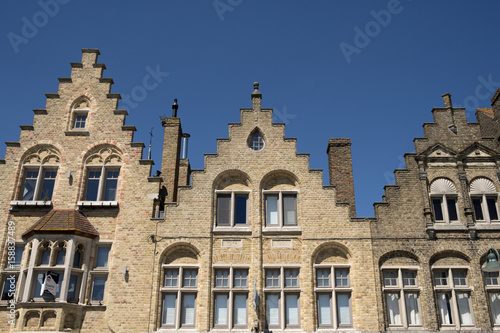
[327, 138, 356, 217]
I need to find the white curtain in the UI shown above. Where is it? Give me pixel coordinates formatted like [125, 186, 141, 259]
[489, 292, 500, 324]
[456, 292, 473, 325]
[405, 293, 421, 325]
[266, 294, 279, 325]
[386, 293, 401, 325]
[163, 294, 176, 325]
[437, 293, 453, 325]
[181, 294, 195, 325]
[215, 294, 228, 325]
[234, 294, 247, 325]
[337, 293, 351, 325]
[286, 294, 299, 325]
[318, 294, 331, 325]
[266, 196, 278, 225]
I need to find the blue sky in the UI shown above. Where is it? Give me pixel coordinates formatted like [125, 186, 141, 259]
[1, 0, 499, 217]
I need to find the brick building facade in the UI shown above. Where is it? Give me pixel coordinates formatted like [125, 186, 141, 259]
[0, 49, 499, 332]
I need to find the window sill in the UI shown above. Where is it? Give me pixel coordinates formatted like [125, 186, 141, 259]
[212, 227, 252, 235]
[262, 227, 302, 235]
[431, 223, 467, 230]
[77, 201, 118, 207]
[475, 223, 500, 230]
[10, 200, 52, 207]
[64, 130, 89, 136]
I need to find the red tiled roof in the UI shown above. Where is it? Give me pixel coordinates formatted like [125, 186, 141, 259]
[477, 108, 494, 116]
[22, 209, 99, 239]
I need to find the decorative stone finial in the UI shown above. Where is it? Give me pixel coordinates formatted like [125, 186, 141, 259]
[253, 82, 259, 91]
[251, 82, 262, 111]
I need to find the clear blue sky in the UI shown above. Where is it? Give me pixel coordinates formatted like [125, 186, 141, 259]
[1, 0, 499, 217]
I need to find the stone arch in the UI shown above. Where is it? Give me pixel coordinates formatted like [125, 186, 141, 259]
[261, 169, 299, 191]
[311, 241, 351, 265]
[41, 310, 56, 327]
[24, 310, 40, 328]
[84, 145, 123, 165]
[213, 169, 251, 191]
[21, 145, 61, 165]
[70, 96, 91, 110]
[430, 250, 470, 267]
[160, 242, 201, 265]
[379, 250, 420, 267]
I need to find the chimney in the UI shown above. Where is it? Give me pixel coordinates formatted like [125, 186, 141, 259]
[442, 93, 453, 108]
[161, 99, 183, 202]
[251, 82, 262, 111]
[179, 133, 191, 186]
[327, 138, 356, 217]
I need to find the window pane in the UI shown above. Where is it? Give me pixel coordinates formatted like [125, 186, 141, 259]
[73, 251, 81, 268]
[249, 132, 264, 151]
[183, 269, 197, 287]
[317, 294, 331, 325]
[22, 171, 38, 200]
[67, 274, 79, 302]
[487, 198, 499, 220]
[40, 248, 50, 265]
[234, 269, 248, 287]
[386, 293, 401, 325]
[403, 271, 417, 286]
[266, 195, 278, 226]
[13, 246, 24, 267]
[165, 269, 178, 287]
[335, 268, 349, 287]
[96, 247, 110, 267]
[34, 273, 44, 297]
[104, 171, 119, 201]
[86, 171, 101, 201]
[405, 293, 421, 325]
[234, 294, 247, 325]
[337, 293, 351, 325]
[316, 269, 330, 287]
[456, 292, 473, 325]
[266, 269, 279, 287]
[75, 114, 87, 128]
[384, 271, 398, 287]
[234, 195, 247, 224]
[215, 294, 228, 325]
[486, 272, 499, 286]
[283, 195, 297, 226]
[286, 294, 299, 326]
[56, 248, 66, 265]
[453, 270, 467, 286]
[91, 277, 106, 301]
[472, 198, 484, 220]
[1, 275, 18, 300]
[266, 294, 279, 326]
[285, 269, 299, 287]
[432, 198, 444, 221]
[489, 292, 500, 325]
[447, 198, 458, 221]
[40, 171, 56, 200]
[181, 294, 196, 325]
[216, 269, 229, 287]
[217, 194, 231, 226]
[163, 294, 177, 325]
[434, 270, 448, 286]
[437, 292, 453, 325]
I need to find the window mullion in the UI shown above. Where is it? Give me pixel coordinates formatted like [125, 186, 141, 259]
[176, 289, 181, 329]
[482, 194, 490, 222]
[278, 192, 283, 227]
[332, 288, 338, 328]
[230, 192, 235, 227]
[443, 195, 450, 223]
[228, 290, 234, 329]
[33, 165, 43, 200]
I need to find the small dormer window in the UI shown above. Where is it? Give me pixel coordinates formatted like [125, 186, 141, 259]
[70, 98, 90, 131]
[248, 131, 264, 151]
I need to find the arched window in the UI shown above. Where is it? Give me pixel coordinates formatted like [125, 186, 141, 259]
[470, 177, 499, 223]
[70, 97, 90, 130]
[18, 146, 60, 203]
[430, 178, 459, 223]
[248, 130, 264, 151]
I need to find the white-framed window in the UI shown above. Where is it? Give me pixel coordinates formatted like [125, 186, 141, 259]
[213, 267, 249, 328]
[161, 266, 199, 328]
[382, 268, 421, 328]
[484, 271, 500, 325]
[20, 167, 58, 201]
[70, 98, 90, 130]
[470, 178, 499, 223]
[85, 167, 120, 202]
[430, 178, 459, 223]
[90, 244, 111, 304]
[433, 267, 474, 328]
[215, 191, 249, 227]
[315, 265, 352, 328]
[265, 267, 301, 329]
[264, 191, 297, 227]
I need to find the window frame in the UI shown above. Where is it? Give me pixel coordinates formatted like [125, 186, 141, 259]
[381, 267, 422, 328]
[160, 265, 199, 329]
[71, 110, 89, 130]
[484, 271, 500, 326]
[263, 191, 298, 229]
[471, 194, 500, 223]
[212, 266, 249, 329]
[432, 267, 475, 329]
[314, 264, 353, 328]
[431, 194, 459, 223]
[19, 165, 58, 202]
[264, 266, 301, 329]
[82, 165, 121, 204]
[89, 243, 111, 305]
[214, 190, 250, 229]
